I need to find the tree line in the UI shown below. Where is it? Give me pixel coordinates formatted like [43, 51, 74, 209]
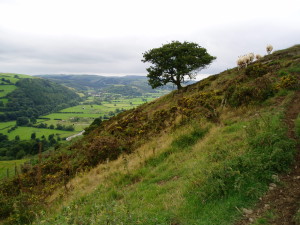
[15, 117, 75, 131]
[0, 132, 62, 160]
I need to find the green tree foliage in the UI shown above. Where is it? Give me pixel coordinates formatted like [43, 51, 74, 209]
[55, 124, 74, 131]
[0, 132, 59, 160]
[16, 117, 29, 126]
[142, 41, 216, 90]
[0, 133, 8, 142]
[84, 117, 102, 135]
[30, 117, 37, 124]
[30, 133, 36, 140]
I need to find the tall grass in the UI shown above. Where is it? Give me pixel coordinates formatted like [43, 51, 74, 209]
[181, 114, 295, 224]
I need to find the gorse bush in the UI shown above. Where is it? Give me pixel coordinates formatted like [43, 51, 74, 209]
[86, 136, 127, 167]
[245, 63, 268, 77]
[227, 85, 255, 107]
[226, 76, 274, 107]
[276, 74, 299, 90]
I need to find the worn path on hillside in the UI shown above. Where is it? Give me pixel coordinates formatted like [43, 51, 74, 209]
[236, 91, 300, 225]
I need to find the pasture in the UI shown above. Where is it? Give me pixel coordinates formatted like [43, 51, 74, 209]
[0, 159, 27, 179]
[38, 95, 160, 133]
[4, 127, 77, 140]
[0, 92, 168, 141]
[0, 85, 17, 97]
[0, 121, 15, 130]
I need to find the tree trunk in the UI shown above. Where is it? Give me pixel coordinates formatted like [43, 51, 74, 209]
[176, 83, 182, 90]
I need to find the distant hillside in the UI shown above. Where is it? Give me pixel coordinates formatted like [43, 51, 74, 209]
[35, 74, 194, 95]
[35, 74, 157, 92]
[1, 45, 300, 224]
[0, 74, 80, 121]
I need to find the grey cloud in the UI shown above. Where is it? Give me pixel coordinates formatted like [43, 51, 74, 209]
[0, 31, 146, 74]
[1, 19, 300, 76]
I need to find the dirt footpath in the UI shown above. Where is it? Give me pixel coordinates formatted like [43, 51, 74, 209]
[236, 91, 300, 225]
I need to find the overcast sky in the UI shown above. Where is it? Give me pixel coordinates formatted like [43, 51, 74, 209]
[0, 0, 300, 78]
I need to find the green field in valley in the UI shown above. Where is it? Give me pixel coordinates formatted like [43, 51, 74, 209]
[0, 159, 27, 179]
[0, 85, 17, 98]
[4, 127, 76, 140]
[0, 93, 167, 141]
[0, 121, 15, 130]
[36, 95, 164, 136]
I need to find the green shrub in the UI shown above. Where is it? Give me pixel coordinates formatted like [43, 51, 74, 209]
[245, 63, 268, 77]
[277, 70, 289, 77]
[0, 193, 13, 219]
[227, 76, 274, 107]
[227, 85, 254, 107]
[6, 192, 42, 225]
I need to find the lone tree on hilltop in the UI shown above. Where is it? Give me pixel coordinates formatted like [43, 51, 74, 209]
[142, 41, 216, 90]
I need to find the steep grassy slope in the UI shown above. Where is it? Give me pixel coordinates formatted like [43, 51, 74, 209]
[0, 45, 299, 224]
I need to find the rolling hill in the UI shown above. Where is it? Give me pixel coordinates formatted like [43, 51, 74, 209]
[0, 45, 300, 224]
[35, 74, 165, 93]
[0, 73, 80, 121]
[35, 74, 196, 96]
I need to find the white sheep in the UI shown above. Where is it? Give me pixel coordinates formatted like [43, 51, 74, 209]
[236, 53, 254, 70]
[266, 44, 273, 54]
[249, 53, 255, 63]
[256, 54, 262, 60]
[244, 54, 251, 65]
[237, 56, 245, 70]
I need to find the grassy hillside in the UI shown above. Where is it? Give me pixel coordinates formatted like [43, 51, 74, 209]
[0, 73, 31, 105]
[0, 45, 299, 224]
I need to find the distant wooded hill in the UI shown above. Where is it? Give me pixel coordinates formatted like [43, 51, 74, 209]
[0, 75, 80, 121]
